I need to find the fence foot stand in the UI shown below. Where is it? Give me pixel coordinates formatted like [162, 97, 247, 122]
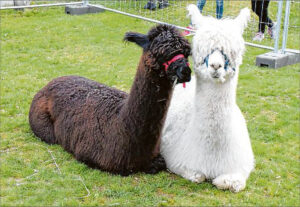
[65, 5, 104, 15]
[256, 51, 300, 69]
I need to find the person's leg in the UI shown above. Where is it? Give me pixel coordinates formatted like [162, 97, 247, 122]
[263, 0, 276, 38]
[263, 0, 273, 28]
[251, 0, 256, 13]
[216, 0, 223, 19]
[197, 0, 206, 13]
[251, 0, 264, 32]
[149, 0, 157, 4]
[252, 0, 265, 41]
[259, 0, 272, 33]
[158, 0, 168, 9]
[144, 0, 157, 10]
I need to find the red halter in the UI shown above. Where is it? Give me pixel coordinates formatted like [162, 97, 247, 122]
[162, 54, 189, 88]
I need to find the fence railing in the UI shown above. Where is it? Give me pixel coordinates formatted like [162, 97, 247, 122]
[1, 0, 299, 54]
[0, 0, 84, 10]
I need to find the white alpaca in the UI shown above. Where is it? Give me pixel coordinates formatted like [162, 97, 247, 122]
[161, 5, 254, 193]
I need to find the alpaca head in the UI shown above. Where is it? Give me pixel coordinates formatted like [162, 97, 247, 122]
[188, 5, 250, 83]
[124, 24, 191, 84]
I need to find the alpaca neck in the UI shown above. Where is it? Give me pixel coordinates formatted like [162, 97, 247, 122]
[121, 53, 173, 155]
[194, 75, 238, 109]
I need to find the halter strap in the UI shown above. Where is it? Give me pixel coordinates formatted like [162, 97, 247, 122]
[163, 54, 186, 71]
[163, 54, 189, 88]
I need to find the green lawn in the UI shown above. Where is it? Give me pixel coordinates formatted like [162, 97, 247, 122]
[1, 7, 299, 206]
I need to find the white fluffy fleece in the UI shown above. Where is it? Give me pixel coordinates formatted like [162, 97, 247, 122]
[161, 5, 254, 193]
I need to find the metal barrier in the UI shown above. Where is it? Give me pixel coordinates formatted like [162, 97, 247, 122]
[0, 1, 82, 9]
[87, 0, 299, 54]
[1, 0, 299, 55]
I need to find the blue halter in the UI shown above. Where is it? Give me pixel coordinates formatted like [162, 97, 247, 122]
[203, 49, 235, 72]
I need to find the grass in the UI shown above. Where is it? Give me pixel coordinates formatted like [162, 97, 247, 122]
[1, 6, 299, 206]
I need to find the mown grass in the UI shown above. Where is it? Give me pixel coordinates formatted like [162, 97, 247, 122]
[1, 6, 299, 206]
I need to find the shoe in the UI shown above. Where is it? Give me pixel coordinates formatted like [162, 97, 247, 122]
[158, 2, 169, 9]
[252, 32, 264, 42]
[182, 26, 193, 36]
[144, 2, 156, 10]
[268, 22, 277, 39]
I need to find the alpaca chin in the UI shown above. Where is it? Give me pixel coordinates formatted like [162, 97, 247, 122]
[209, 68, 236, 84]
[214, 75, 226, 83]
[161, 7, 254, 193]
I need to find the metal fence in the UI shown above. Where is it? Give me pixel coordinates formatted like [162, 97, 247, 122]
[0, 0, 81, 10]
[1, 0, 299, 54]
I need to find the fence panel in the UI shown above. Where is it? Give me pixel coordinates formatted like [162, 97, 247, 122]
[1, 0, 299, 52]
[88, 0, 299, 52]
[0, 0, 82, 9]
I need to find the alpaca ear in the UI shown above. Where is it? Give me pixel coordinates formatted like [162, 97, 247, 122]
[234, 8, 250, 35]
[187, 4, 203, 29]
[124, 32, 150, 49]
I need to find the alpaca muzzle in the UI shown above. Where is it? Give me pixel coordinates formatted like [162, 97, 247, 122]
[203, 49, 236, 72]
[176, 64, 191, 84]
[163, 54, 191, 87]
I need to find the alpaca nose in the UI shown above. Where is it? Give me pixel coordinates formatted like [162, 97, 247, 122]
[176, 65, 191, 82]
[176, 67, 185, 79]
[210, 63, 222, 70]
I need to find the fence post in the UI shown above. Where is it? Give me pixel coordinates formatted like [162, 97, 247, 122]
[256, 0, 300, 68]
[274, 0, 283, 53]
[281, 0, 291, 54]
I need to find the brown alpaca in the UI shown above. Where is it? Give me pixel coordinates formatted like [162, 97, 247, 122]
[29, 25, 191, 175]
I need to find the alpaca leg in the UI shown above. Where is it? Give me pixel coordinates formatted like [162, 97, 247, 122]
[169, 165, 205, 183]
[181, 169, 205, 183]
[29, 94, 56, 144]
[145, 154, 166, 174]
[212, 173, 246, 193]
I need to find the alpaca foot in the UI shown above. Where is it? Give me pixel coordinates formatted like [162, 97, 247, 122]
[212, 173, 246, 193]
[169, 165, 205, 183]
[145, 154, 166, 174]
[182, 170, 205, 183]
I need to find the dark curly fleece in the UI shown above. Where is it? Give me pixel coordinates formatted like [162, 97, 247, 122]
[29, 24, 191, 175]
